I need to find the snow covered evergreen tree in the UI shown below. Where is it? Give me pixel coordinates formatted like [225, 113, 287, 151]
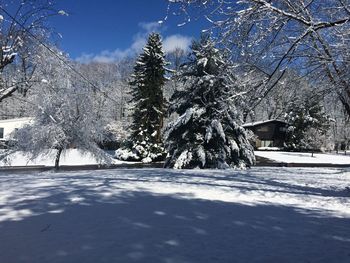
[164, 35, 255, 169]
[284, 94, 330, 152]
[116, 33, 167, 163]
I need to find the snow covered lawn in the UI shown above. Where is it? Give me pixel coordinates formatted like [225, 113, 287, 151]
[0, 167, 349, 262]
[0, 149, 128, 167]
[255, 151, 350, 165]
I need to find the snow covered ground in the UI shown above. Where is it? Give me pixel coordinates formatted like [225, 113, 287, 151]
[0, 149, 127, 167]
[0, 167, 349, 262]
[255, 151, 350, 165]
[3, 150, 349, 168]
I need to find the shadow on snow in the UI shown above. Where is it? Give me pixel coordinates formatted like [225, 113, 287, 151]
[0, 169, 349, 263]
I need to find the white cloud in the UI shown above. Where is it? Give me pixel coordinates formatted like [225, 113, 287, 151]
[138, 21, 162, 32]
[76, 22, 192, 64]
[76, 49, 130, 64]
[163, 34, 192, 53]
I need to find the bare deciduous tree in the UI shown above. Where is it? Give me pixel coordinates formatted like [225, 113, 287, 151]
[169, 0, 350, 116]
[0, 0, 62, 102]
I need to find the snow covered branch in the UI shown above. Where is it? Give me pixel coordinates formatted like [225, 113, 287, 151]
[168, 0, 350, 117]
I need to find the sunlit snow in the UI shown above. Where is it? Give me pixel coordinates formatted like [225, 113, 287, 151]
[0, 167, 349, 262]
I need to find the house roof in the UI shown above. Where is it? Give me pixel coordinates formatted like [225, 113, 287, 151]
[0, 117, 34, 124]
[242, 119, 287, 128]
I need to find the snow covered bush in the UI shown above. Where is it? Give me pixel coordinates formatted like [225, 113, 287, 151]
[116, 33, 167, 163]
[100, 121, 130, 150]
[114, 147, 140, 162]
[115, 140, 165, 163]
[284, 94, 330, 152]
[164, 35, 255, 169]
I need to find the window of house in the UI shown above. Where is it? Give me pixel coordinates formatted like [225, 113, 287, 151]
[257, 126, 269, 132]
[0, 128, 4, 139]
[261, 140, 273, 147]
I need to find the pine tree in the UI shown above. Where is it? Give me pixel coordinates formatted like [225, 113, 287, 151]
[164, 35, 255, 169]
[284, 94, 330, 151]
[119, 33, 167, 163]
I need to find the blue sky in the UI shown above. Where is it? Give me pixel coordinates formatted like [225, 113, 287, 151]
[50, 0, 208, 62]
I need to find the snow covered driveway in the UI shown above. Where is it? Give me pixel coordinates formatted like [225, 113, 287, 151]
[0, 167, 349, 263]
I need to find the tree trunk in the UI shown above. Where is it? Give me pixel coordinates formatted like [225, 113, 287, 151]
[55, 148, 63, 171]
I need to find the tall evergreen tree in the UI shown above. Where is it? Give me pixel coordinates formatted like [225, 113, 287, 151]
[117, 33, 167, 163]
[164, 35, 255, 169]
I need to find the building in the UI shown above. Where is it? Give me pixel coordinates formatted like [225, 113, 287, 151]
[0, 117, 33, 142]
[243, 119, 288, 149]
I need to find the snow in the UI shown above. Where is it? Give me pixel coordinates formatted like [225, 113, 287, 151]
[205, 125, 212, 142]
[114, 148, 140, 162]
[255, 151, 350, 165]
[229, 139, 239, 152]
[58, 10, 69, 16]
[151, 130, 157, 137]
[141, 157, 152, 163]
[0, 167, 349, 262]
[174, 150, 192, 169]
[211, 119, 226, 142]
[198, 57, 208, 67]
[197, 145, 206, 166]
[242, 119, 286, 127]
[0, 149, 127, 167]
